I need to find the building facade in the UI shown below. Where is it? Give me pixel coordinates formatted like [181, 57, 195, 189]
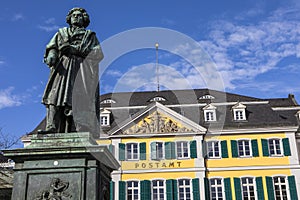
[97, 89, 300, 200]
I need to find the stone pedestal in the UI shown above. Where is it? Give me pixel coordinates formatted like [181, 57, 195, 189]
[3, 132, 119, 200]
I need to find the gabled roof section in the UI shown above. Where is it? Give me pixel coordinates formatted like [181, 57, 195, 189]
[232, 102, 246, 109]
[203, 104, 217, 110]
[108, 102, 206, 136]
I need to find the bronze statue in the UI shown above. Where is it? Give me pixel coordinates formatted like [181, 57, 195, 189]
[39, 7, 103, 135]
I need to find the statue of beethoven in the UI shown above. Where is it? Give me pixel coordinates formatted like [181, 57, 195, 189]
[39, 7, 103, 136]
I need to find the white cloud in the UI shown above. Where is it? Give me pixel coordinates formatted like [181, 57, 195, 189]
[105, 69, 123, 77]
[38, 25, 59, 32]
[198, 8, 300, 90]
[12, 13, 24, 21]
[0, 87, 22, 109]
[38, 18, 59, 32]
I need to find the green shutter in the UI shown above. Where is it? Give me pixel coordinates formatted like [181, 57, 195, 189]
[151, 142, 157, 160]
[234, 178, 242, 200]
[261, 139, 269, 156]
[251, 139, 259, 157]
[166, 179, 174, 200]
[231, 140, 238, 158]
[282, 138, 291, 156]
[165, 142, 176, 159]
[266, 176, 275, 200]
[110, 181, 114, 200]
[108, 144, 114, 154]
[140, 142, 146, 160]
[224, 178, 232, 200]
[173, 179, 178, 200]
[288, 176, 298, 200]
[171, 142, 176, 159]
[190, 140, 197, 158]
[140, 180, 151, 200]
[119, 143, 125, 161]
[256, 177, 264, 200]
[204, 178, 210, 200]
[202, 141, 208, 159]
[192, 178, 200, 200]
[118, 181, 126, 200]
[221, 140, 229, 158]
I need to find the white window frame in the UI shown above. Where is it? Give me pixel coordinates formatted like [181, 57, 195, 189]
[100, 109, 111, 126]
[234, 109, 246, 121]
[152, 179, 165, 200]
[126, 143, 139, 161]
[207, 140, 221, 159]
[204, 110, 216, 122]
[209, 178, 224, 200]
[268, 138, 283, 157]
[100, 115, 109, 126]
[238, 139, 252, 157]
[178, 178, 192, 200]
[176, 141, 190, 159]
[273, 176, 289, 200]
[151, 141, 164, 160]
[240, 177, 257, 200]
[127, 180, 140, 200]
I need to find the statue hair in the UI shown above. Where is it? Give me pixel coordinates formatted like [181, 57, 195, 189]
[66, 7, 90, 28]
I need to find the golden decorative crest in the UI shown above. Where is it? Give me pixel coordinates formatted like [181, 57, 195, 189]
[123, 111, 193, 134]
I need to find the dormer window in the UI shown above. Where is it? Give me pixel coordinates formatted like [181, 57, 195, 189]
[199, 95, 215, 100]
[150, 96, 166, 102]
[100, 109, 111, 126]
[100, 99, 116, 104]
[296, 111, 300, 121]
[232, 103, 246, 121]
[203, 104, 217, 122]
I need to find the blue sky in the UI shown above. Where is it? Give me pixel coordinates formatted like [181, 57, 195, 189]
[1, 0, 300, 144]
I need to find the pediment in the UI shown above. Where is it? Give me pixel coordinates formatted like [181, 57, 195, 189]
[108, 102, 206, 135]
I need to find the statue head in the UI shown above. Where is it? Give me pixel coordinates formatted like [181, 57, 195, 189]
[66, 7, 90, 28]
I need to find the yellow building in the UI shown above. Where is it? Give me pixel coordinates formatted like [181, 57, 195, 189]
[98, 89, 300, 200]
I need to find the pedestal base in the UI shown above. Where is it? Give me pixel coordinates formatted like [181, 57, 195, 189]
[3, 132, 119, 200]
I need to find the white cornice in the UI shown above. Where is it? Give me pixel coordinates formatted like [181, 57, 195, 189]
[207, 164, 300, 171]
[102, 101, 270, 110]
[111, 167, 206, 174]
[272, 107, 300, 111]
[207, 126, 298, 135]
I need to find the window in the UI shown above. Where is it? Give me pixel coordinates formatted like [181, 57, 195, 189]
[232, 102, 246, 121]
[126, 143, 139, 160]
[273, 176, 288, 200]
[127, 181, 139, 200]
[152, 180, 165, 200]
[100, 99, 116, 104]
[269, 139, 282, 156]
[241, 177, 256, 200]
[207, 141, 221, 158]
[100, 116, 109, 126]
[151, 142, 164, 160]
[100, 109, 111, 126]
[205, 111, 215, 121]
[210, 178, 224, 200]
[176, 141, 189, 159]
[150, 96, 166, 102]
[203, 104, 217, 122]
[178, 179, 192, 200]
[238, 140, 251, 157]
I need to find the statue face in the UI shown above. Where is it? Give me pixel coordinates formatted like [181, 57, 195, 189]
[70, 10, 84, 27]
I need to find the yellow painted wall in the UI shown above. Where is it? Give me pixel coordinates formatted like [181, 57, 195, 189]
[122, 171, 196, 180]
[207, 169, 292, 200]
[96, 139, 111, 145]
[206, 133, 290, 168]
[121, 136, 196, 170]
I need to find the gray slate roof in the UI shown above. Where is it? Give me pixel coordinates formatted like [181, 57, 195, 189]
[29, 89, 300, 135]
